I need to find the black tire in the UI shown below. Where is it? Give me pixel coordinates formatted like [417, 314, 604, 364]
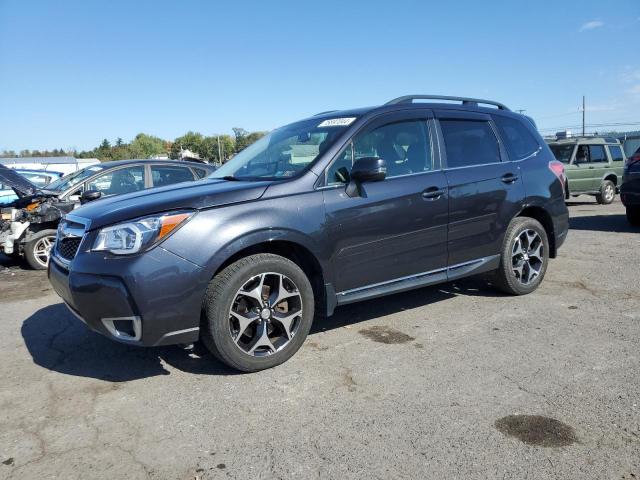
[24, 229, 57, 270]
[595, 179, 615, 205]
[627, 206, 640, 226]
[201, 253, 315, 372]
[490, 217, 549, 295]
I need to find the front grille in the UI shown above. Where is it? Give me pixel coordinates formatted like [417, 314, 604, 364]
[55, 218, 87, 262]
[58, 237, 82, 260]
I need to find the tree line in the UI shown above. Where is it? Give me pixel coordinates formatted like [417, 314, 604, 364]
[0, 128, 268, 163]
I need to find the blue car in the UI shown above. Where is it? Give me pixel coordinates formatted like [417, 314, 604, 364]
[0, 169, 63, 206]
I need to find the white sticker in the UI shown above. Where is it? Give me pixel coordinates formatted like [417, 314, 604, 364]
[317, 117, 356, 128]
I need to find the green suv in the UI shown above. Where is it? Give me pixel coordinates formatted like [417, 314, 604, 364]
[547, 137, 626, 204]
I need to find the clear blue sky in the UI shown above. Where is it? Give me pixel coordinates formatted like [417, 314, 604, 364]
[1, 0, 638, 152]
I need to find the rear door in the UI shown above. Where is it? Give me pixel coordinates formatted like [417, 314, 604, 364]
[322, 109, 449, 293]
[607, 144, 626, 182]
[436, 110, 525, 266]
[587, 144, 609, 190]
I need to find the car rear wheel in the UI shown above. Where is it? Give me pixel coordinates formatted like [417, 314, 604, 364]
[490, 217, 549, 295]
[627, 206, 640, 226]
[596, 180, 615, 205]
[24, 229, 57, 270]
[201, 253, 315, 372]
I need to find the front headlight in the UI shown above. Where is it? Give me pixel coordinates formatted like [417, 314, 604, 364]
[92, 211, 194, 255]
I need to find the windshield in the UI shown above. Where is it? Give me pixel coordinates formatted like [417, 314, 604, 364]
[549, 144, 575, 163]
[46, 164, 105, 191]
[210, 117, 356, 180]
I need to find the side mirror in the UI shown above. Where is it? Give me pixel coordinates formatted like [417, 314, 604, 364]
[346, 157, 387, 197]
[80, 190, 102, 204]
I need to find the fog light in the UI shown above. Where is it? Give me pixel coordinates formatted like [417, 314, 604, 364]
[101, 316, 142, 342]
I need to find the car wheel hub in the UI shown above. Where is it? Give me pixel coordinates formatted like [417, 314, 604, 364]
[228, 272, 303, 357]
[511, 229, 544, 286]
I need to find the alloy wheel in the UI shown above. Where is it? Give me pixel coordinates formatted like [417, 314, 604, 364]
[228, 272, 303, 357]
[603, 183, 615, 203]
[33, 235, 55, 268]
[511, 229, 544, 286]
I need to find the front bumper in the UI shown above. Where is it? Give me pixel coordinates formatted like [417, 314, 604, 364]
[48, 246, 208, 347]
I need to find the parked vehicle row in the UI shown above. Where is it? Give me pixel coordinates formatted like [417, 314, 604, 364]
[47, 95, 570, 372]
[0, 160, 214, 269]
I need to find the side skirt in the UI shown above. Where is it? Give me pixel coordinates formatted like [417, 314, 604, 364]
[331, 255, 500, 308]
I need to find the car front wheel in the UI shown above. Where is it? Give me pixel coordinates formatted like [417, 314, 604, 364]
[201, 253, 315, 372]
[24, 229, 57, 270]
[490, 217, 549, 295]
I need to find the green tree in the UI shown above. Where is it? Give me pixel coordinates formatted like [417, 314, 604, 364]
[170, 131, 204, 159]
[128, 133, 167, 158]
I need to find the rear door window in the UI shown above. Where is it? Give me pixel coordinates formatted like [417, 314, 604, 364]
[440, 120, 501, 168]
[588, 145, 607, 163]
[493, 116, 540, 160]
[150, 165, 196, 187]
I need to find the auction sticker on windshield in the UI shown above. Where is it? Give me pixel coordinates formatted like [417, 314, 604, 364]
[317, 117, 356, 127]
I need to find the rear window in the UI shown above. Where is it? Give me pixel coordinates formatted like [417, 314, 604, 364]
[493, 116, 540, 160]
[608, 145, 624, 163]
[549, 144, 574, 163]
[440, 119, 501, 168]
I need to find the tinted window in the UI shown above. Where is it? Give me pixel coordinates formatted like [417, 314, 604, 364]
[608, 145, 624, 163]
[549, 144, 574, 163]
[588, 145, 607, 163]
[493, 116, 540, 160]
[440, 120, 501, 168]
[86, 166, 145, 196]
[192, 167, 208, 179]
[326, 120, 432, 184]
[151, 165, 195, 187]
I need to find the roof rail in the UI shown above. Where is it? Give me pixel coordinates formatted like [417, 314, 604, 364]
[385, 95, 510, 111]
[313, 110, 339, 117]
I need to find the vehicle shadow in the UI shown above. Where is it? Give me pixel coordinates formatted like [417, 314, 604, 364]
[21, 303, 240, 382]
[569, 213, 638, 233]
[311, 276, 502, 334]
[22, 277, 501, 381]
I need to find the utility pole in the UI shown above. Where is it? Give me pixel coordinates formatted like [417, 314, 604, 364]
[582, 95, 585, 136]
[217, 136, 222, 164]
[516, 109, 526, 114]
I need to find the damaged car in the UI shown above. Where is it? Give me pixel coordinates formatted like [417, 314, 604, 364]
[1, 160, 214, 269]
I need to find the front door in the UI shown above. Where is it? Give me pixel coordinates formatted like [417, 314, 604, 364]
[322, 111, 449, 293]
[436, 110, 525, 267]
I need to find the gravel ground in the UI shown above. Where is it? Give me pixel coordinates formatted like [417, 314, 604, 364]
[0, 197, 638, 479]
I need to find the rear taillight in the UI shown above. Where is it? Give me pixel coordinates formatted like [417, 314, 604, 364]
[626, 154, 640, 167]
[548, 160, 566, 195]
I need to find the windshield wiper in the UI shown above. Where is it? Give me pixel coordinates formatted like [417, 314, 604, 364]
[221, 175, 242, 181]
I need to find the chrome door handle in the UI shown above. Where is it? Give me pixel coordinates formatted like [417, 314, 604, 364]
[422, 187, 446, 200]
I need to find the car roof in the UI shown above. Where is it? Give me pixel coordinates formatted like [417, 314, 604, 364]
[308, 98, 523, 124]
[92, 159, 215, 169]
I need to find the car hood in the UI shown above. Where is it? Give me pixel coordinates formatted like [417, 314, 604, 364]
[72, 178, 272, 230]
[0, 164, 39, 197]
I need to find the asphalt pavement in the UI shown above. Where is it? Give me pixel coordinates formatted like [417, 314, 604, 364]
[0, 198, 638, 479]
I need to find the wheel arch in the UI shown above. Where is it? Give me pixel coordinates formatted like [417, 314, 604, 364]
[516, 205, 557, 258]
[208, 230, 331, 317]
[602, 173, 618, 186]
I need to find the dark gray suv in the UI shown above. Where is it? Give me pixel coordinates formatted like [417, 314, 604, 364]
[48, 95, 569, 371]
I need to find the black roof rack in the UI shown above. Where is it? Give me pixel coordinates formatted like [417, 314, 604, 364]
[385, 95, 510, 111]
[313, 110, 339, 117]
